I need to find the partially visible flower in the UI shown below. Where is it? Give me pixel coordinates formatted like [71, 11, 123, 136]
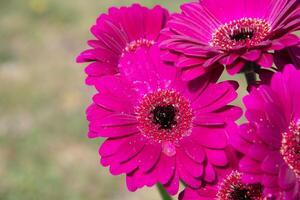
[76, 4, 169, 85]
[161, 0, 300, 80]
[179, 171, 271, 200]
[274, 45, 300, 70]
[258, 45, 300, 86]
[231, 65, 300, 199]
[87, 45, 241, 195]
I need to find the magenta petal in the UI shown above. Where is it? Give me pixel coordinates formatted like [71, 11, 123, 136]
[85, 76, 98, 85]
[219, 53, 240, 65]
[91, 113, 137, 127]
[178, 167, 202, 189]
[262, 174, 278, 188]
[137, 149, 175, 188]
[194, 106, 242, 126]
[181, 139, 205, 163]
[239, 157, 261, 174]
[226, 60, 245, 75]
[274, 45, 300, 70]
[258, 68, 274, 85]
[182, 66, 207, 81]
[276, 34, 300, 48]
[238, 123, 259, 143]
[184, 66, 224, 101]
[138, 144, 161, 172]
[192, 81, 238, 112]
[164, 172, 180, 195]
[271, 40, 286, 50]
[109, 156, 139, 175]
[241, 50, 261, 61]
[161, 51, 179, 63]
[261, 151, 283, 174]
[179, 148, 204, 178]
[179, 188, 203, 200]
[85, 62, 117, 76]
[241, 173, 262, 184]
[119, 45, 177, 87]
[257, 53, 274, 68]
[279, 164, 297, 189]
[202, 54, 225, 68]
[205, 149, 228, 167]
[191, 186, 217, 199]
[203, 163, 216, 183]
[144, 5, 169, 40]
[229, 131, 252, 154]
[156, 154, 175, 185]
[140, 171, 157, 188]
[76, 49, 97, 63]
[93, 92, 133, 112]
[288, 45, 300, 67]
[94, 75, 137, 100]
[177, 153, 202, 188]
[86, 104, 112, 121]
[176, 56, 206, 68]
[89, 123, 139, 138]
[126, 171, 139, 192]
[248, 143, 269, 161]
[192, 127, 228, 149]
[253, 126, 281, 149]
[271, 34, 300, 50]
[102, 135, 145, 164]
[281, 188, 300, 200]
[99, 137, 131, 157]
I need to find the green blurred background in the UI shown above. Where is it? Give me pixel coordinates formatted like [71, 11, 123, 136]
[0, 0, 193, 200]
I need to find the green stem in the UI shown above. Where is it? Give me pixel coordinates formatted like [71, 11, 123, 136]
[241, 62, 261, 91]
[243, 62, 258, 86]
[157, 184, 173, 200]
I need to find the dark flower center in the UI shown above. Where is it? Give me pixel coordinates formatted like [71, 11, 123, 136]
[230, 184, 263, 200]
[230, 28, 254, 42]
[230, 187, 251, 200]
[211, 18, 271, 50]
[151, 105, 177, 130]
[217, 171, 264, 200]
[136, 90, 193, 145]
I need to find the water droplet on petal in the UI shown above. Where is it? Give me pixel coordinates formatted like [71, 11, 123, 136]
[162, 141, 176, 157]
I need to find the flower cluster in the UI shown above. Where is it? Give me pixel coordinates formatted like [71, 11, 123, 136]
[77, 1, 300, 199]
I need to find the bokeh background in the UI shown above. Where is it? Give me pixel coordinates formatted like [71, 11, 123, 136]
[0, 0, 193, 200]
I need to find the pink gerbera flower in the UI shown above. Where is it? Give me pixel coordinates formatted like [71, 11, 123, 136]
[87, 45, 242, 195]
[161, 0, 300, 80]
[179, 171, 270, 200]
[76, 4, 169, 85]
[231, 65, 300, 199]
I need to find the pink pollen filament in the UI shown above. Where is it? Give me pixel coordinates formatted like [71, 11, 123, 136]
[281, 119, 300, 178]
[210, 18, 271, 50]
[136, 89, 193, 145]
[124, 38, 155, 52]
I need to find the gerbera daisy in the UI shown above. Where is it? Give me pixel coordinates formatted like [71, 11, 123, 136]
[231, 65, 300, 199]
[76, 4, 169, 85]
[179, 171, 271, 200]
[87, 45, 242, 195]
[161, 0, 300, 80]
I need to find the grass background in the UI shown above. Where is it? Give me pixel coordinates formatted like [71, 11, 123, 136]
[0, 0, 251, 200]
